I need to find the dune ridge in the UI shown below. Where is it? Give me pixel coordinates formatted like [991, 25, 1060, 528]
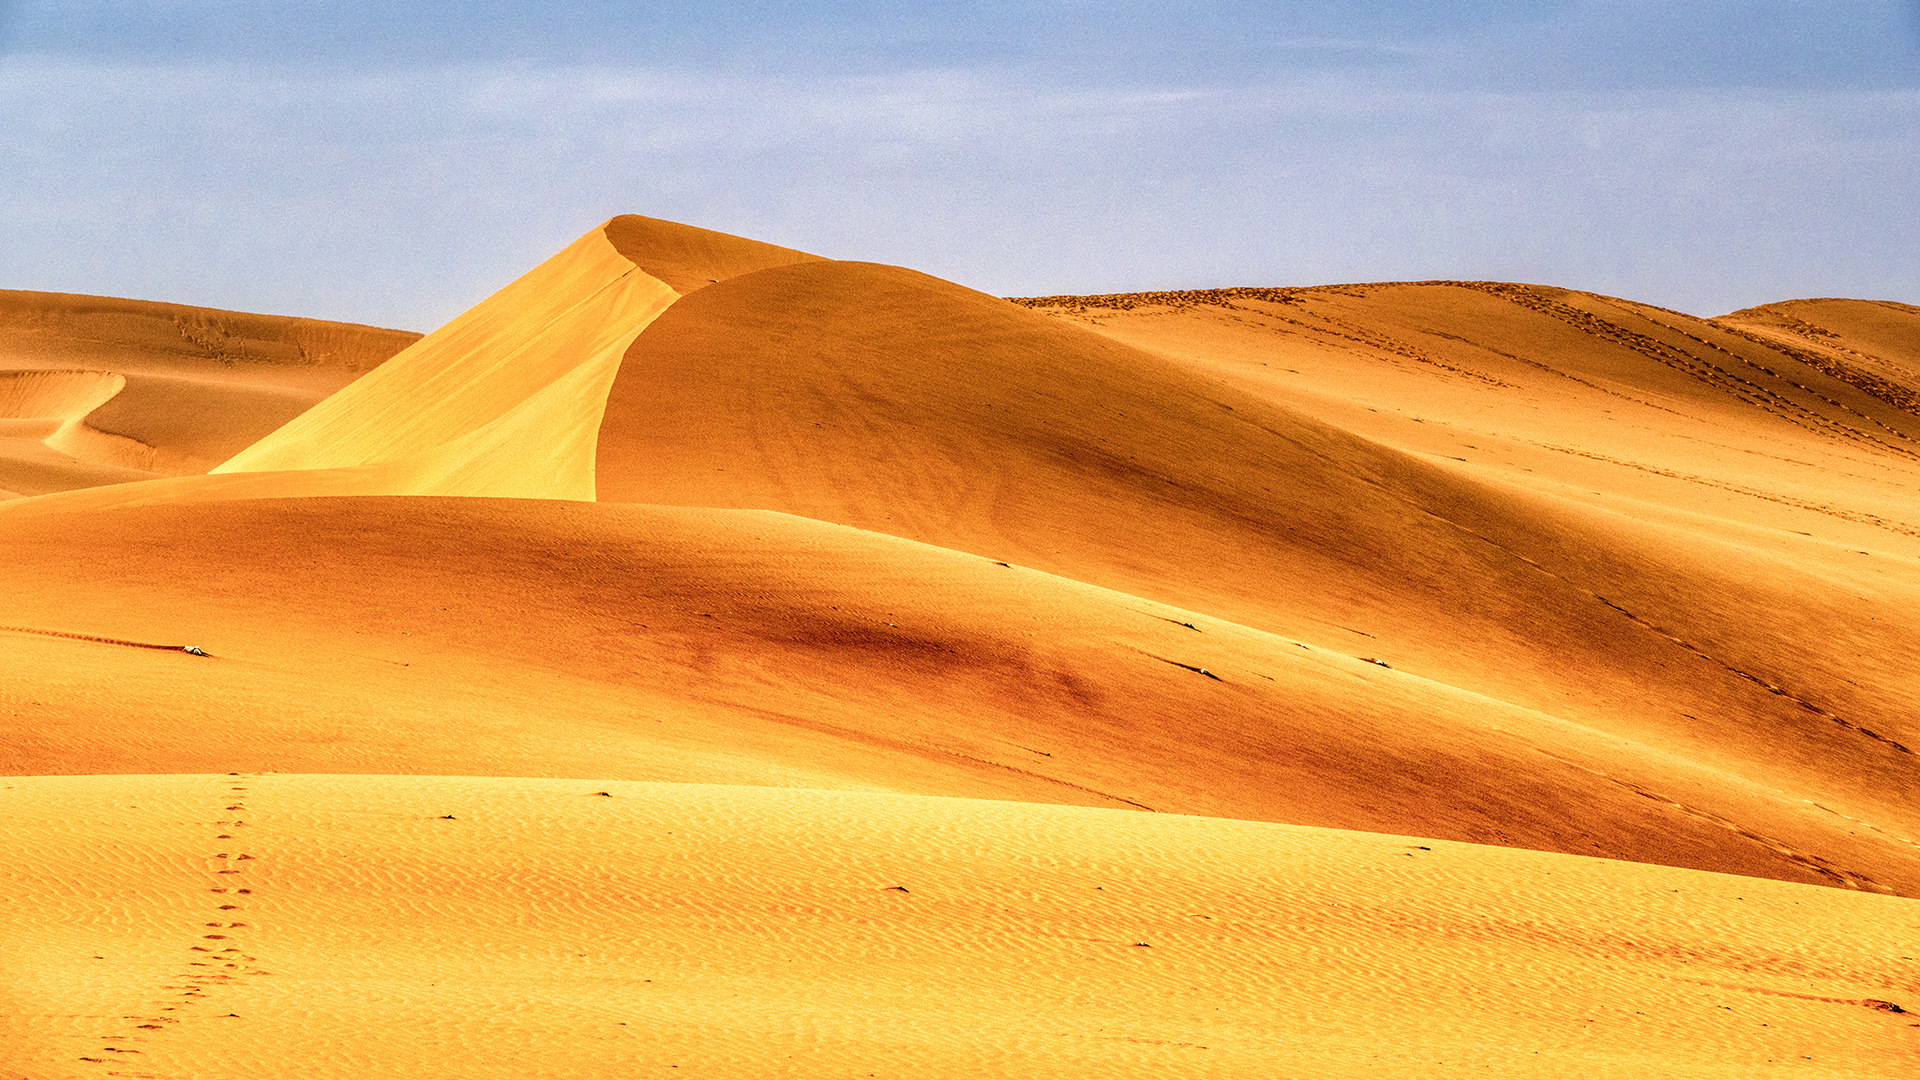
[0, 288, 418, 375]
[192, 215, 822, 501]
[207, 225, 675, 500]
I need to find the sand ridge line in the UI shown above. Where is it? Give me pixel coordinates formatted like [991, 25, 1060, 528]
[1587, 594, 1916, 761]
[1047, 289, 1527, 390]
[1334, 447, 1918, 766]
[1527, 745, 1889, 893]
[1464, 283, 1920, 460]
[0, 624, 208, 655]
[1006, 286, 1306, 312]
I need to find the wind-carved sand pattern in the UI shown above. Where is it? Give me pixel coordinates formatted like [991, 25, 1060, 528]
[124, 774, 262, 1077]
[4, 217, 1920, 1076]
[0, 775, 273, 1078]
[5, 775, 1919, 1078]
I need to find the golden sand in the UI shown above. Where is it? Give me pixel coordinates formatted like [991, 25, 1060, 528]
[3, 217, 1916, 1076]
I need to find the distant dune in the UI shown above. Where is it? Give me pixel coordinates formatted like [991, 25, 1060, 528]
[4, 217, 1917, 1077]
[0, 289, 417, 497]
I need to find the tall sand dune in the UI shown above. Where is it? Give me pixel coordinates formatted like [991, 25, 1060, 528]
[591, 263, 1920, 886]
[5, 217, 1919, 1076]
[209, 216, 820, 500]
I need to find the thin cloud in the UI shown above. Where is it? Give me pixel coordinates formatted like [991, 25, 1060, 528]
[1, 20, 1914, 327]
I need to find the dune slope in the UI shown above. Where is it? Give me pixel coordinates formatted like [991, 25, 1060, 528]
[4, 495, 1920, 895]
[593, 262, 1920, 886]
[208, 227, 674, 500]
[180, 216, 821, 502]
[1716, 297, 1920, 413]
[0, 290, 418, 497]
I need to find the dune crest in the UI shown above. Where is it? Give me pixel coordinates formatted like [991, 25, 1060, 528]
[200, 216, 826, 501]
[601, 213, 827, 294]
[209, 226, 671, 500]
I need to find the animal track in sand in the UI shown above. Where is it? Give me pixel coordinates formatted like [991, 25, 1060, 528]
[78, 775, 272, 1071]
[0, 623, 213, 655]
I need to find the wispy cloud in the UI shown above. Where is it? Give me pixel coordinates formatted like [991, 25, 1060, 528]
[2, 42, 1915, 327]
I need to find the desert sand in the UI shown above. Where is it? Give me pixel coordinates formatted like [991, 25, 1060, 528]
[3, 215, 1916, 1076]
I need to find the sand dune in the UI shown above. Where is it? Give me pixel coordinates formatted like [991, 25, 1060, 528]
[0, 288, 416, 378]
[0, 289, 417, 497]
[5, 217, 1919, 1076]
[9, 494, 1919, 896]
[590, 262, 1920, 883]
[209, 215, 820, 500]
[1716, 298, 1920, 414]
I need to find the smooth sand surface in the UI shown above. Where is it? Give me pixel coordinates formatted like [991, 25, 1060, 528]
[5, 218, 1918, 1075]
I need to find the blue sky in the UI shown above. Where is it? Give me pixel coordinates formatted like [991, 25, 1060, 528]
[2, 2, 1916, 329]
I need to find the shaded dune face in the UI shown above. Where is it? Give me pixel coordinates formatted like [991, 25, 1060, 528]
[593, 260, 1920, 891]
[596, 260, 1502, 602]
[600, 213, 827, 295]
[5, 495, 1919, 895]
